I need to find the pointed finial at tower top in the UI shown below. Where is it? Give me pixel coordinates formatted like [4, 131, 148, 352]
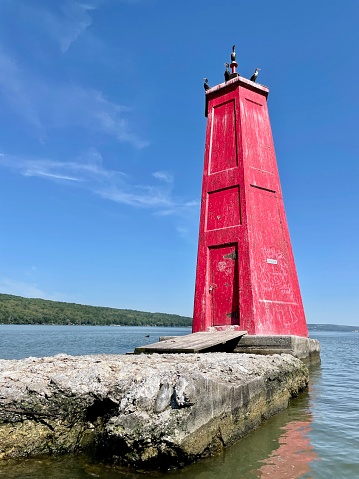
[231, 45, 236, 62]
[229, 44, 239, 78]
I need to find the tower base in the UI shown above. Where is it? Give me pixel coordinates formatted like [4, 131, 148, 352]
[234, 335, 320, 364]
[157, 334, 320, 364]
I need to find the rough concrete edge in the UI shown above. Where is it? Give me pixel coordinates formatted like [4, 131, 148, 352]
[0, 354, 309, 470]
[91, 356, 309, 469]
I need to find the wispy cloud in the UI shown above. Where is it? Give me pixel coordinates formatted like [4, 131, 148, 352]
[19, 0, 101, 53]
[154, 200, 199, 217]
[0, 49, 148, 147]
[0, 149, 198, 215]
[152, 171, 174, 183]
[0, 277, 71, 302]
[26, 171, 83, 182]
[0, 2, 197, 234]
[0, 278, 52, 300]
[0, 50, 45, 136]
[53, 1, 97, 53]
[98, 186, 174, 208]
[43, 84, 149, 148]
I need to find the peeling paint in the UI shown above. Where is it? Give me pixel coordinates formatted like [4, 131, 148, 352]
[193, 75, 307, 337]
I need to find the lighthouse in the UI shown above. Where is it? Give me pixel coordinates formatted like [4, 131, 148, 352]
[192, 47, 308, 337]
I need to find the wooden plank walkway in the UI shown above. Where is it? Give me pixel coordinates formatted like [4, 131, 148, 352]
[134, 330, 247, 354]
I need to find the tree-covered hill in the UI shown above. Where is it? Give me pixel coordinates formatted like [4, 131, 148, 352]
[1, 294, 357, 331]
[308, 323, 359, 332]
[0, 294, 192, 327]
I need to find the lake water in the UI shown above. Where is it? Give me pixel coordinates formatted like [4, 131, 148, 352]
[0, 325, 358, 479]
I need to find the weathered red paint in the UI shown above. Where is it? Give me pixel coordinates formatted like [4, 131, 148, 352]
[192, 75, 308, 337]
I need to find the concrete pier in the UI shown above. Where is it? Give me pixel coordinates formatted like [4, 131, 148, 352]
[0, 352, 308, 469]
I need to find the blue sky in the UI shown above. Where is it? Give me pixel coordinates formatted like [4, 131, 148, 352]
[0, 0, 358, 325]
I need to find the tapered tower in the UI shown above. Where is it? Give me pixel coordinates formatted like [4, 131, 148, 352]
[193, 48, 308, 337]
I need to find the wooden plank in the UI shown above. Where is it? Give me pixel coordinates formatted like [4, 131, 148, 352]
[162, 332, 238, 349]
[135, 333, 207, 353]
[134, 330, 247, 354]
[145, 331, 242, 350]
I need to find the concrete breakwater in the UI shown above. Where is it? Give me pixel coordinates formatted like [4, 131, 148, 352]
[0, 353, 308, 469]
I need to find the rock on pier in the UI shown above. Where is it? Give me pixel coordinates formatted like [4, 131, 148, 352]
[0, 353, 308, 469]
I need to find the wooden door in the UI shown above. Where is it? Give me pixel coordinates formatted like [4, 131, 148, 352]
[209, 244, 239, 326]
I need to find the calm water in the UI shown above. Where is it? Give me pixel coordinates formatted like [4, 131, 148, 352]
[0, 326, 358, 479]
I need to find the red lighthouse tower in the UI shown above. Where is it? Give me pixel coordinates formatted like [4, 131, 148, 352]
[193, 47, 308, 337]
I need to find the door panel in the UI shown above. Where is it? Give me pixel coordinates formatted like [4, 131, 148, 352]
[209, 244, 239, 326]
[209, 100, 238, 174]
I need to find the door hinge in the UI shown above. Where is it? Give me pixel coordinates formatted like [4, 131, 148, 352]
[226, 310, 239, 319]
[224, 251, 237, 260]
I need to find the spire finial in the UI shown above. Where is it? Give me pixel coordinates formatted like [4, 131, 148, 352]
[230, 45, 239, 76]
[231, 45, 236, 61]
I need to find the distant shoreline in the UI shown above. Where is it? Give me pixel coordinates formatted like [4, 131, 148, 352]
[0, 322, 358, 333]
[308, 324, 359, 333]
[0, 293, 357, 331]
